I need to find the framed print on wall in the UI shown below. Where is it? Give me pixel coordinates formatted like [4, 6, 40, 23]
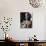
[29, 0, 43, 8]
[20, 12, 32, 28]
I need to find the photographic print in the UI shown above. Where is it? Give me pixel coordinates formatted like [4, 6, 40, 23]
[29, 0, 43, 8]
[20, 12, 32, 28]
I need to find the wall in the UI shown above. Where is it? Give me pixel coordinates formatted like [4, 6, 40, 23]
[0, 0, 46, 40]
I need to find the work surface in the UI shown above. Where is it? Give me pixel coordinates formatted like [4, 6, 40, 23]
[0, 39, 46, 43]
[13, 40, 46, 43]
[1, 40, 46, 46]
[6, 39, 46, 43]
